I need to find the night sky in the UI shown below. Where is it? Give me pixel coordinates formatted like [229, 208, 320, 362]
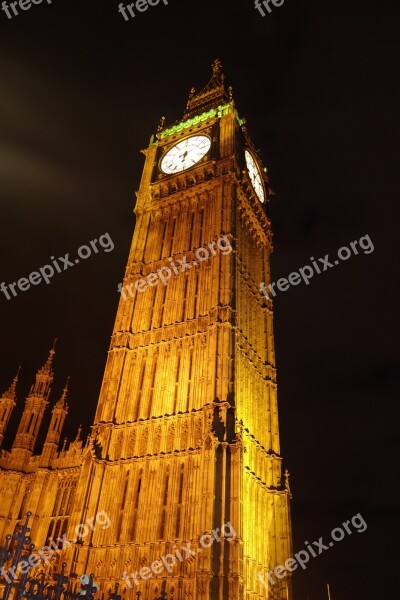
[0, 0, 399, 598]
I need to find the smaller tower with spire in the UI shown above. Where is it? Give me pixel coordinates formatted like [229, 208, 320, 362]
[40, 378, 69, 466]
[0, 367, 20, 447]
[11, 344, 55, 465]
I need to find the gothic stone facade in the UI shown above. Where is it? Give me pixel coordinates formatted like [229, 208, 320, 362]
[0, 350, 83, 565]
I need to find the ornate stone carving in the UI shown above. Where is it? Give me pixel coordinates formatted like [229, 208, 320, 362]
[167, 423, 175, 452]
[114, 430, 124, 460]
[140, 427, 149, 456]
[153, 425, 162, 454]
[128, 429, 136, 456]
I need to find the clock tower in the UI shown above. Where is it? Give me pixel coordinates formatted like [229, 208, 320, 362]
[66, 60, 293, 600]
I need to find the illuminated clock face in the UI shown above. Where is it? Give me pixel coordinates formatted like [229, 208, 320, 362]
[245, 150, 265, 203]
[160, 135, 211, 174]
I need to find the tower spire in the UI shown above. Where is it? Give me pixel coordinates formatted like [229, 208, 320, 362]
[74, 424, 82, 442]
[0, 367, 20, 447]
[12, 345, 56, 461]
[2, 366, 20, 399]
[41, 376, 69, 466]
[40, 341, 56, 376]
[56, 377, 69, 408]
[28, 343, 56, 398]
[183, 58, 232, 119]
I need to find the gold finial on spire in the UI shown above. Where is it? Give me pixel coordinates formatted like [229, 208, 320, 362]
[63, 376, 70, 393]
[211, 58, 225, 84]
[56, 377, 70, 409]
[212, 58, 222, 76]
[185, 87, 196, 111]
[284, 469, 292, 498]
[75, 424, 82, 442]
[284, 469, 289, 484]
[9, 366, 20, 395]
[30, 344, 56, 398]
[157, 116, 166, 132]
[2, 366, 21, 400]
[41, 342, 57, 374]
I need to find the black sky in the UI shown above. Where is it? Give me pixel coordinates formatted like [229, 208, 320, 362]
[0, 0, 399, 598]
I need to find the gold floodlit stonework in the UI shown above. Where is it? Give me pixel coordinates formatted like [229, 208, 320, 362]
[0, 60, 293, 600]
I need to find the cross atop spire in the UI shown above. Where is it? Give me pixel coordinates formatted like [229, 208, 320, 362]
[183, 59, 232, 119]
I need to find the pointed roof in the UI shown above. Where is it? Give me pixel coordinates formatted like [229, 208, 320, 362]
[28, 342, 57, 398]
[38, 341, 56, 378]
[1, 367, 20, 401]
[55, 377, 69, 410]
[183, 59, 233, 119]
